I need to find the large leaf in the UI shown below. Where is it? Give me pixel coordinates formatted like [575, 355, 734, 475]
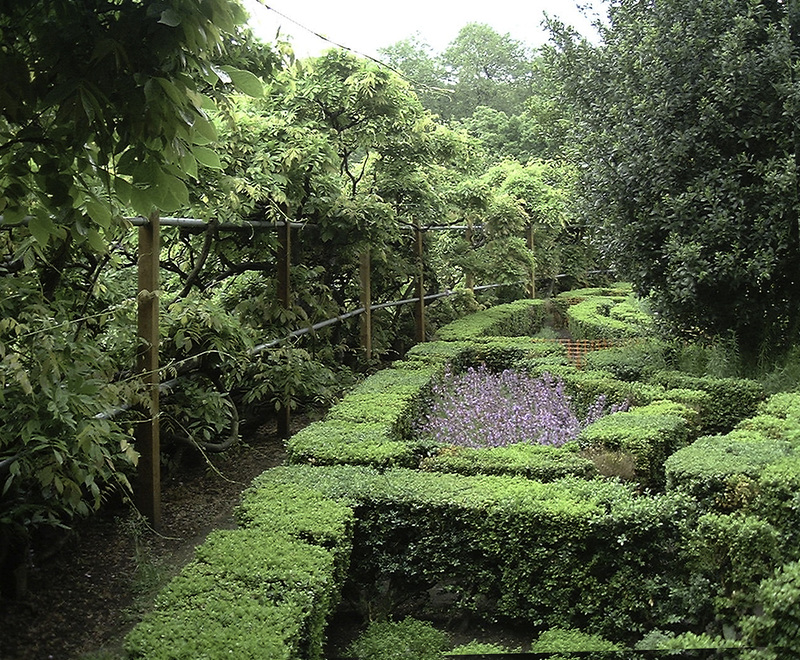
[221, 66, 264, 97]
[193, 145, 223, 170]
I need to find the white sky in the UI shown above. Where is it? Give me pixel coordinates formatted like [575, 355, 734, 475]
[240, 0, 604, 59]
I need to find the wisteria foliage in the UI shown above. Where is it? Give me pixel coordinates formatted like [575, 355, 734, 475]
[418, 365, 627, 448]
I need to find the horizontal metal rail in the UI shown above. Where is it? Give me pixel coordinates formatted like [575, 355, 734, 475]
[90, 281, 525, 421]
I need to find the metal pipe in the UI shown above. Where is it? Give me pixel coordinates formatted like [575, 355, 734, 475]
[124, 216, 309, 230]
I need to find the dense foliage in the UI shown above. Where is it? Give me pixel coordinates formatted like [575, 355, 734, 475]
[0, 0, 272, 543]
[550, 0, 800, 356]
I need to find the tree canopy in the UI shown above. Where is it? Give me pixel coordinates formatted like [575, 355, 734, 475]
[551, 0, 800, 355]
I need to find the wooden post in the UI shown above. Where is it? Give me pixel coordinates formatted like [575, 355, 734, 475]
[135, 211, 161, 528]
[359, 248, 372, 361]
[414, 223, 426, 343]
[277, 221, 291, 310]
[527, 224, 536, 299]
[277, 221, 291, 438]
[465, 223, 474, 293]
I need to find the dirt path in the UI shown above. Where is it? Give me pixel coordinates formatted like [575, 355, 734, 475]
[0, 417, 301, 660]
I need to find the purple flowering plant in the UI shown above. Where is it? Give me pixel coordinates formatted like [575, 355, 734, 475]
[417, 365, 628, 448]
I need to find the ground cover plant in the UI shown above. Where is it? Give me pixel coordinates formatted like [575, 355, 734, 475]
[416, 364, 629, 448]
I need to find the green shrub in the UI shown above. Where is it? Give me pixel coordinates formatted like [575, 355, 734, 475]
[647, 372, 765, 434]
[255, 465, 690, 641]
[741, 560, 800, 659]
[579, 405, 691, 489]
[754, 455, 800, 558]
[402, 341, 473, 367]
[756, 391, 800, 420]
[528, 364, 665, 416]
[124, 530, 337, 660]
[419, 442, 596, 481]
[655, 389, 713, 437]
[450, 640, 521, 655]
[583, 342, 669, 381]
[285, 365, 440, 468]
[347, 617, 448, 660]
[530, 628, 622, 658]
[460, 337, 566, 372]
[552, 283, 634, 309]
[434, 299, 546, 341]
[665, 430, 795, 511]
[683, 512, 781, 622]
[327, 366, 438, 440]
[566, 296, 653, 339]
[403, 338, 567, 374]
[636, 630, 741, 652]
[286, 420, 420, 468]
[235, 481, 355, 586]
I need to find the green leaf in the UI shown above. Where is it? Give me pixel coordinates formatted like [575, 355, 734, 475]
[180, 151, 198, 180]
[86, 200, 112, 229]
[193, 145, 223, 170]
[87, 228, 107, 253]
[158, 8, 181, 27]
[192, 115, 218, 145]
[129, 184, 154, 216]
[28, 214, 55, 246]
[221, 66, 264, 97]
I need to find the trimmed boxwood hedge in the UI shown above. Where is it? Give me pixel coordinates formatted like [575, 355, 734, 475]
[647, 371, 765, 435]
[579, 402, 692, 489]
[124, 530, 338, 660]
[683, 512, 782, 621]
[754, 455, 800, 559]
[583, 342, 670, 381]
[256, 464, 692, 641]
[419, 441, 597, 481]
[565, 296, 654, 340]
[433, 298, 547, 341]
[285, 365, 440, 469]
[665, 430, 796, 512]
[286, 420, 420, 468]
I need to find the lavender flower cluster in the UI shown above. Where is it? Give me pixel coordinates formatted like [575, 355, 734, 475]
[418, 365, 628, 449]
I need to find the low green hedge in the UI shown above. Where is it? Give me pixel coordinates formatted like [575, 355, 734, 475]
[583, 342, 670, 381]
[235, 480, 355, 587]
[579, 402, 692, 489]
[434, 299, 546, 341]
[753, 455, 800, 559]
[566, 296, 653, 340]
[530, 628, 622, 656]
[256, 464, 691, 641]
[756, 391, 800, 420]
[647, 371, 765, 435]
[347, 617, 448, 660]
[326, 366, 438, 440]
[285, 365, 440, 469]
[665, 429, 796, 512]
[742, 560, 800, 659]
[683, 512, 782, 624]
[404, 337, 567, 373]
[527, 363, 666, 416]
[286, 420, 421, 468]
[419, 441, 596, 481]
[551, 283, 634, 314]
[124, 530, 338, 660]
